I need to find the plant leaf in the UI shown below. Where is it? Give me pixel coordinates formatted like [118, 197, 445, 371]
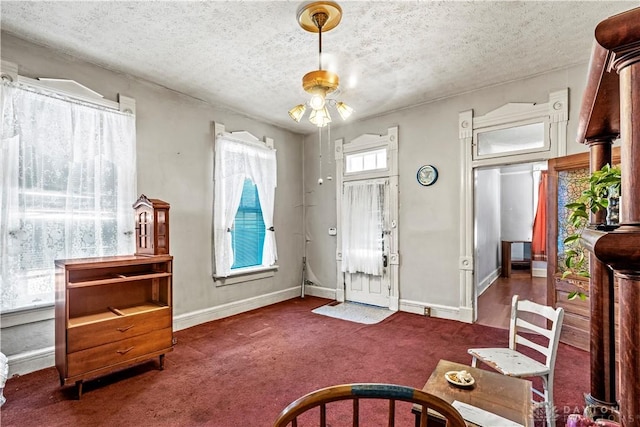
[564, 235, 580, 244]
[565, 202, 585, 210]
[572, 210, 589, 219]
[565, 256, 575, 269]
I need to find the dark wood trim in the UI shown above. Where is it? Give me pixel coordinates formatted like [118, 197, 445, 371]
[546, 147, 621, 356]
[576, 44, 620, 144]
[546, 149, 621, 316]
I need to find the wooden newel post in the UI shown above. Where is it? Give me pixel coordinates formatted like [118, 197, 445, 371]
[584, 139, 617, 410]
[576, 7, 640, 426]
[619, 60, 640, 227]
[612, 41, 640, 427]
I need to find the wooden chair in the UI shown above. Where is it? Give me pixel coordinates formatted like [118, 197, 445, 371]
[273, 383, 466, 427]
[468, 295, 564, 427]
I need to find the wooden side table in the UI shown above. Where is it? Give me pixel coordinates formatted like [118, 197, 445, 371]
[501, 240, 531, 277]
[412, 359, 533, 426]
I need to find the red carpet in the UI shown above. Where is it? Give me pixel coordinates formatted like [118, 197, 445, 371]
[1, 297, 589, 426]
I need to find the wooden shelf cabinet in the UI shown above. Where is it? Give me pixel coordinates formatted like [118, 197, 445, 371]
[55, 255, 173, 398]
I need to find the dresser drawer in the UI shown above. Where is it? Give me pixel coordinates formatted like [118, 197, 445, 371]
[67, 327, 172, 377]
[67, 308, 171, 353]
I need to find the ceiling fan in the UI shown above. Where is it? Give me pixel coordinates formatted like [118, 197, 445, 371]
[288, 1, 354, 128]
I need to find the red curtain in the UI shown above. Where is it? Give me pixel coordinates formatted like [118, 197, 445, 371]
[531, 171, 547, 261]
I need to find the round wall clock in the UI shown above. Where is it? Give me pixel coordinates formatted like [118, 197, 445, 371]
[417, 165, 438, 186]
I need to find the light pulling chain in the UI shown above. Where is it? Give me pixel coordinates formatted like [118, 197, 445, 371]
[318, 126, 323, 184]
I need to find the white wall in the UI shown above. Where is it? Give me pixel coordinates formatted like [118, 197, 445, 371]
[303, 64, 590, 316]
[475, 168, 502, 295]
[500, 164, 534, 242]
[0, 33, 304, 373]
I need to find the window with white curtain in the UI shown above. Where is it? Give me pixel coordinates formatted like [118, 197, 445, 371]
[1, 82, 136, 312]
[213, 133, 277, 278]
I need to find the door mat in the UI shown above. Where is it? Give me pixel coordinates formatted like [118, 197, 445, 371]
[312, 301, 395, 325]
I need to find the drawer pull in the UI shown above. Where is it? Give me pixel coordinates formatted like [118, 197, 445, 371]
[116, 347, 134, 355]
[116, 325, 134, 332]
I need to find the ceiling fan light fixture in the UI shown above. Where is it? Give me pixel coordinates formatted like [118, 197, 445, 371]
[289, 1, 352, 126]
[288, 104, 307, 122]
[335, 101, 354, 120]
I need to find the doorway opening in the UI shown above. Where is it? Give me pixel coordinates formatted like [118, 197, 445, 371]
[457, 89, 568, 324]
[474, 161, 547, 329]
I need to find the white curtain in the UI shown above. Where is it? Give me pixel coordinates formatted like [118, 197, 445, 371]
[213, 134, 277, 277]
[341, 181, 385, 275]
[0, 83, 136, 311]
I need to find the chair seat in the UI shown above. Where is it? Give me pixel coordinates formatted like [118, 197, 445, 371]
[467, 347, 550, 377]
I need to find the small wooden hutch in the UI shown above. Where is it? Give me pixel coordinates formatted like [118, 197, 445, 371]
[132, 194, 170, 256]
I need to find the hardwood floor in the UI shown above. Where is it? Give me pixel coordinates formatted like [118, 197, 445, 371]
[477, 269, 547, 330]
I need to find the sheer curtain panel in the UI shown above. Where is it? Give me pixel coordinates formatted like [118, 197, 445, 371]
[213, 134, 277, 277]
[0, 83, 136, 311]
[341, 181, 384, 275]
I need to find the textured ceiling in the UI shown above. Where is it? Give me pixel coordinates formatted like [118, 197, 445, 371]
[1, 1, 637, 134]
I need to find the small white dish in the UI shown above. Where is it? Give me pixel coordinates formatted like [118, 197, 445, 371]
[445, 370, 475, 387]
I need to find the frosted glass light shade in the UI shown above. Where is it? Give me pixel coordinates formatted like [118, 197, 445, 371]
[336, 102, 354, 120]
[309, 106, 332, 127]
[288, 104, 307, 122]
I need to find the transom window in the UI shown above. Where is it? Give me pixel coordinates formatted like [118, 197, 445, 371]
[474, 121, 548, 161]
[345, 148, 387, 174]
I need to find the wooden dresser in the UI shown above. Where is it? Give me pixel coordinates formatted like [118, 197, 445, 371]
[55, 254, 173, 398]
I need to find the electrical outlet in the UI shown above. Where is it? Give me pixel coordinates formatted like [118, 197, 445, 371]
[172, 336, 178, 345]
[424, 307, 431, 317]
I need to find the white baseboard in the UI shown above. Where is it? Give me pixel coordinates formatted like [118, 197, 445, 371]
[399, 299, 463, 322]
[7, 346, 55, 377]
[8, 289, 475, 377]
[1, 305, 54, 328]
[477, 267, 501, 297]
[8, 287, 302, 376]
[532, 267, 547, 278]
[173, 286, 301, 331]
[458, 306, 474, 323]
[303, 285, 336, 300]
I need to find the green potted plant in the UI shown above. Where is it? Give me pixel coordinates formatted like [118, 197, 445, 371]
[561, 164, 621, 300]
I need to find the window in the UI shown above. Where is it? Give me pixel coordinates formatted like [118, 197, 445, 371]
[231, 179, 265, 269]
[1, 82, 136, 312]
[213, 131, 277, 278]
[474, 121, 548, 160]
[345, 148, 387, 174]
